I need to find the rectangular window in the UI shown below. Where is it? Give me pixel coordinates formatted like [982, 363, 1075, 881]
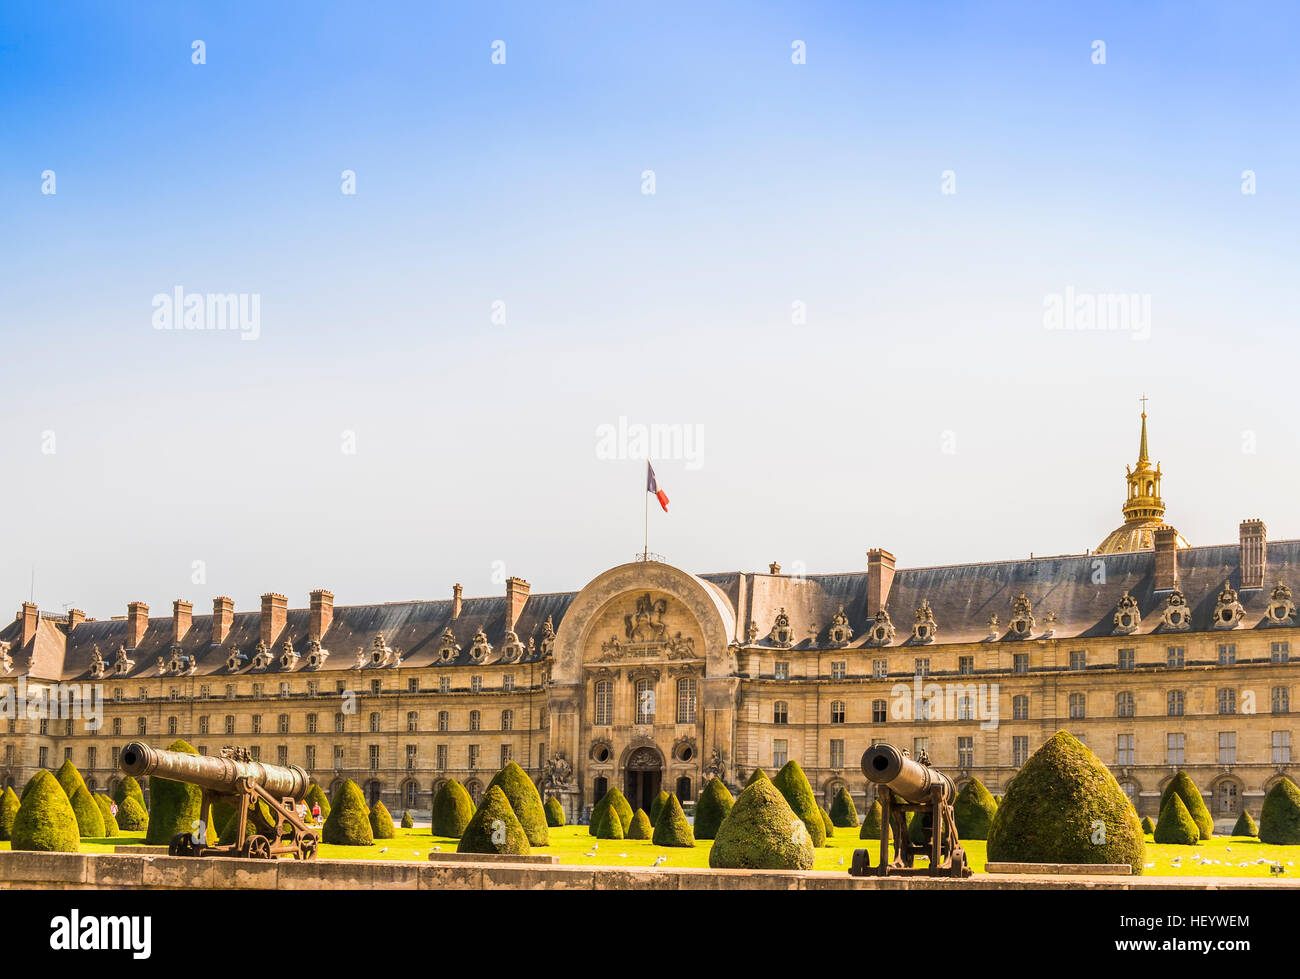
[1166, 732, 1185, 765]
[277, 745, 288, 767]
[1117, 648, 1135, 670]
[1272, 731, 1292, 764]
[306, 713, 317, 734]
[199, 715, 210, 735]
[958, 656, 974, 675]
[1069, 650, 1086, 671]
[957, 736, 973, 768]
[86, 746, 96, 770]
[1013, 653, 1029, 674]
[1218, 731, 1236, 765]
[471, 676, 483, 693]
[831, 661, 846, 680]
[39, 747, 48, 767]
[635, 678, 655, 725]
[334, 745, 344, 767]
[439, 677, 450, 694]
[250, 746, 261, 762]
[225, 715, 235, 735]
[914, 658, 930, 677]
[1167, 646, 1185, 668]
[1012, 736, 1029, 767]
[252, 715, 262, 734]
[1273, 642, 1290, 664]
[370, 679, 381, 695]
[1218, 644, 1236, 665]
[1068, 693, 1086, 719]
[912, 737, 929, 760]
[503, 674, 515, 692]
[199, 685, 210, 699]
[829, 739, 844, 769]
[1273, 687, 1290, 714]
[279, 682, 290, 698]
[1013, 695, 1029, 720]
[676, 677, 697, 724]
[335, 712, 346, 734]
[1116, 734, 1135, 766]
[407, 677, 418, 693]
[407, 711, 418, 732]
[305, 746, 316, 769]
[407, 744, 417, 770]
[873, 659, 888, 679]
[468, 745, 480, 770]
[772, 739, 788, 768]
[500, 744, 512, 768]
[437, 744, 448, 770]
[774, 662, 789, 680]
[872, 700, 887, 723]
[369, 744, 380, 770]
[1218, 688, 1237, 715]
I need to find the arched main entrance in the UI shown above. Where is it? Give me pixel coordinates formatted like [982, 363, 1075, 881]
[624, 747, 662, 815]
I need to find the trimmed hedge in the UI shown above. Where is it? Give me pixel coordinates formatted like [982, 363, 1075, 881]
[369, 800, 396, 839]
[1231, 809, 1257, 838]
[322, 779, 374, 846]
[486, 762, 549, 846]
[692, 778, 734, 840]
[709, 778, 814, 870]
[305, 783, 331, 823]
[55, 759, 89, 800]
[1259, 777, 1300, 845]
[651, 795, 695, 848]
[458, 785, 530, 855]
[21, 771, 45, 803]
[860, 799, 890, 842]
[819, 806, 835, 838]
[544, 796, 566, 828]
[649, 790, 670, 827]
[69, 785, 106, 838]
[116, 795, 149, 832]
[0, 785, 21, 841]
[1159, 771, 1213, 841]
[626, 809, 653, 839]
[829, 786, 859, 828]
[11, 770, 80, 852]
[401, 810, 414, 829]
[596, 805, 625, 840]
[772, 760, 826, 847]
[953, 777, 998, 840]
[113, 776, 146, 811]
[1154, 793, 1199, 846]
[987, 730, 1145, 874]
[1141, 816, 1156, 835]
[745, 768, 769, 787]
[145, 740, 204, 846]
[431, 779, 476, 838]
[589, 787, 633, 837]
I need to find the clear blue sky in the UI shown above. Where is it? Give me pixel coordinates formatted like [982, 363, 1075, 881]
[2, 1, 1297, 618]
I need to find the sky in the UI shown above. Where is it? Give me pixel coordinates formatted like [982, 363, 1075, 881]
[1, 1, 1297, 619]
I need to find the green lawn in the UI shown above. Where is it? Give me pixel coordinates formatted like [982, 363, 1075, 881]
[8, 828, 1297, 878]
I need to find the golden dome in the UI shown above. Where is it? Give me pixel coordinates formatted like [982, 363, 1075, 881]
[1094, 402, 1190, 555]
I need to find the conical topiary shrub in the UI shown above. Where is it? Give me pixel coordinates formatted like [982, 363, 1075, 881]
[1141, 816, 1155, 835]
[0, 785, 22, 840]
[710, 778, 814, 870]
[1231, 809, 1257, 838]
[113, 776, 146, 811]
[369, 800, 396, 839]
[55, 758, 89, 800]
[626, 809, 653, 839]
[305, 783, 331, 823]
[486, 762, 549, 846]
[1154, 793, 1199, 845]
[69, 785, 106, 838]
[652, 794, 695, 848]
[93, 794, 120, 837]
[21, 771, 46, 802]
[772, 760, 826, 847]
[597, 805, 626, 839]
[401, 810, 414, 829]
[953, 777, 998, 840]
[745, 768, 769, 787]
[1159, 772, 1213, 841]
[692, 778, 734, 840]
[1259, 777, 1300, 845]
[431, 779, 476, 838]
[649, 790, 671, 827]
[544, 796, 566, 828]
[819, 806, 835, 838]
[116, 795, 148, 832]
[322, 779, 374, 846]
[11, 770, 80, 852]
[145, 740, 205, 846]
[987, 730, 1145, 874]
[458, 785, 530, 855]
[589, 786, 633, 837]
[830, 786, 859, 828]
[859, 799, 890, 842]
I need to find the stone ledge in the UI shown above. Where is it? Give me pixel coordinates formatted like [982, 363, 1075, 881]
[986, 862, 1132, 876]
[426, 851, 560, 865]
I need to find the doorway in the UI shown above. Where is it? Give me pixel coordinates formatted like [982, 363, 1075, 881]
[624, 747, 662, 814]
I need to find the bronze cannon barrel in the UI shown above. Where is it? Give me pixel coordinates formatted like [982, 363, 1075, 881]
[119, 742, 309, 803]
[861, 742, 955, 805]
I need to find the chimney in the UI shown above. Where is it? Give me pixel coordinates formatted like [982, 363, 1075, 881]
[212, 597, 234, 644]
[309, 589, 335, 642]
[452, 583, 463, 619]
[260, 593, 288, 646]
[126, 601, 150, 649]
[769, 562, 782, 575]
[505, 577, 530, 633]
[20, 602, 38, 647]
[1153, 527, 1179, 590]
[1240, 519, 1267, 589]
[866, 549, 896, 618]
[67, 608, 85, 632]
[172, 600, 193, 642]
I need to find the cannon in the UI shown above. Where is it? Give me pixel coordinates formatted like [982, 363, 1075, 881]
[849, 742, 971, 878]
[119, 741, 318, 859]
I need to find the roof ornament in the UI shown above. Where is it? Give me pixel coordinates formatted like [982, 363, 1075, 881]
[249, 641, 274, 671]
[468, 627, 492, 664]
[1007, 593, 1035, 639]
[827, 605, 853, 647]
[539, 615, 556, 655]
[866, 609, 895, 647]
[768, 608, 794, 648]
[224, 645, 245, 672]
[437, 626, 460, 664]
[911, 600, 937, 644]
[1266, 581, 1295, 625]
[305, 639, 329, 669]
[279, 637, 300, 670]
[1112, 591, 1140, 635]
[1212, 582, 1245, 630]
[87, 644, 106, 680]
[1161, 588, 1191, 631]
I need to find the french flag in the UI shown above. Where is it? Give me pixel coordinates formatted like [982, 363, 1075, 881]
[647, 462, 669, 512]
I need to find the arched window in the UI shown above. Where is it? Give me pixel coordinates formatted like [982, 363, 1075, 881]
[773, 701, 789, 725]
[830, 701, 846, 724]
[635, 678, 655, 725]
[1167, 690, 1184, 716]
[1115, 692, 1135, 718]
[594, 681, 613, 726]
[676, 677, 697, 724]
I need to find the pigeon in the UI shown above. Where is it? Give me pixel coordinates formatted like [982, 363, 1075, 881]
[379, 847, 389, 854]
[413, 851, 420, 857]
[1225, 846, 1232, 852]
[651, 855, 667, 867]
[838, 857, 845, 865]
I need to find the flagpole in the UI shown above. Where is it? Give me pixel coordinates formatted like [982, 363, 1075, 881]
[643, 462, 649, 560]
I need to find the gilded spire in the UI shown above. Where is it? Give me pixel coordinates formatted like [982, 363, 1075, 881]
[1095, 399, 1188, 554]
[1137, 395, 1150, 466]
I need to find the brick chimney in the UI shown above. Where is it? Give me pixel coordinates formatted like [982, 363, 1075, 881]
[1240, 519, 1267, 589]
[505, 577, 530, 633]
[260, 593, 287, 646]
[172, 600, 193, 642]
[1154, 527, 1179, 591]
[309, 589, 334, 642]
[67, 608, 85, 632]
[212, 596, 234, 644]
[126, 601, 150, 649]
[452, 583, 463, 619]
[769, 562, 782, 575]
[20, 602, 38, 647]
[866, 549, 896, 618]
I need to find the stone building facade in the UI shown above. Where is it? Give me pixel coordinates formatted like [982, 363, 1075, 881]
[0, 412, 1295, 829]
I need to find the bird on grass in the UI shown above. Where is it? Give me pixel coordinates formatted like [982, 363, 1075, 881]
[379, 847, 389, 854]
[650, 855, 667, 867]
[432, 845, 442, 851]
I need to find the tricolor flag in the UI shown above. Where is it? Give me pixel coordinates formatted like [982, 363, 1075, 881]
[646, 462, 669, 512]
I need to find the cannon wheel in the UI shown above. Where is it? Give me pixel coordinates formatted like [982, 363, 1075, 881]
[950, 848, 967, 877]
[242, 835, 272, 859]
[849, 848, 871, 877]
[296, 833, 318, 860]
[169, 833, 195, 857]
